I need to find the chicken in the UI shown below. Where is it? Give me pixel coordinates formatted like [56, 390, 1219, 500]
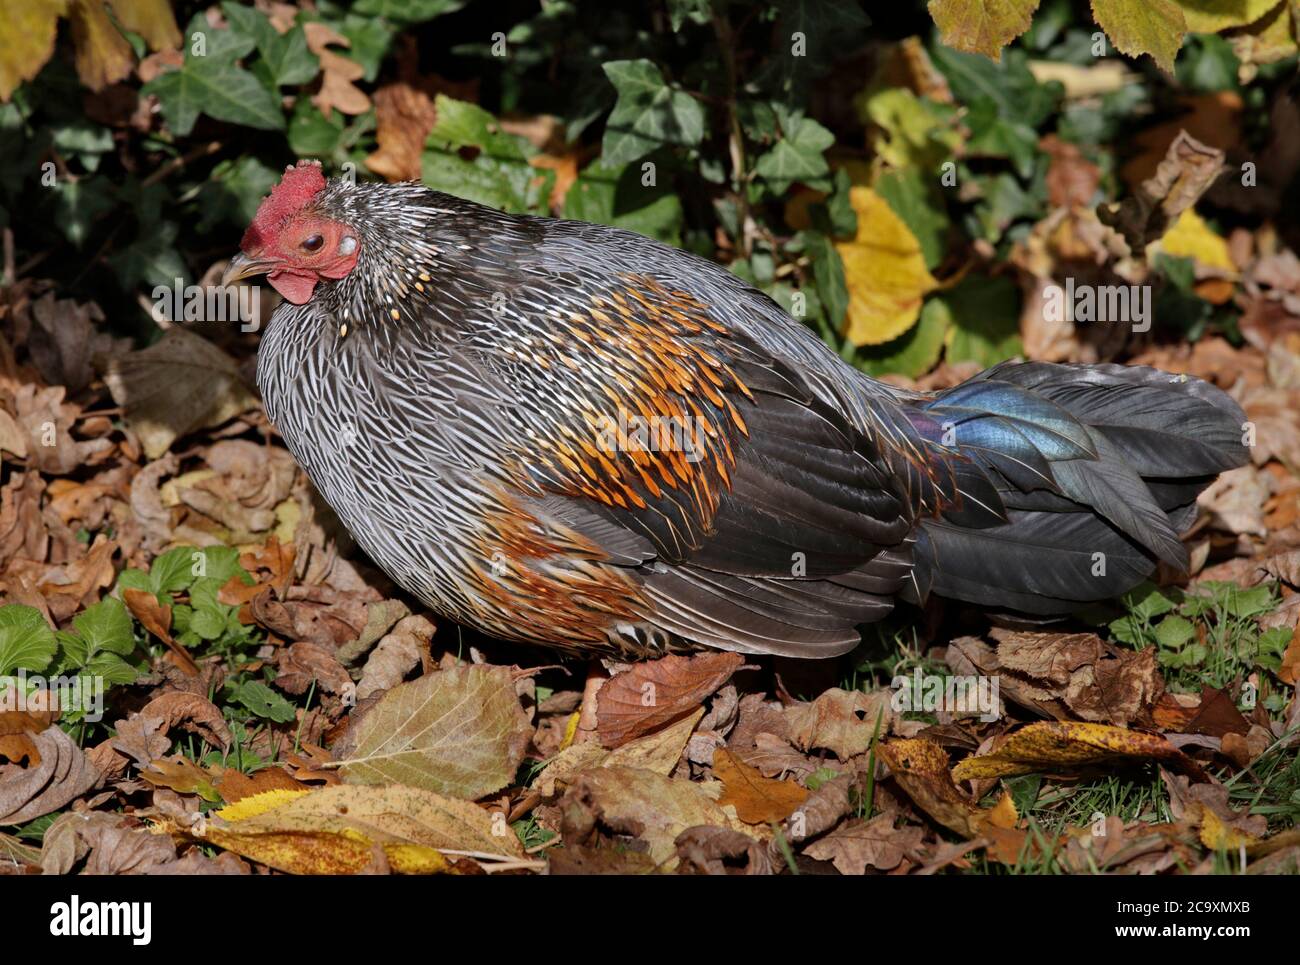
[224, 161, 1249, 660]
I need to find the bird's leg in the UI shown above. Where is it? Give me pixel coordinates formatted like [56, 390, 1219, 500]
[574, 660, 608, 745]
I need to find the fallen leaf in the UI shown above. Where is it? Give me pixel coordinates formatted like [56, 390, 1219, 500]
[100, 327, 259, 460]
[123, 587, 199, 676]
[337, 663, 532, 800]
[538, 707, 703, 797]
[1101, 130, 1225, 251]
[951, 721, 1203, 781]
[675, 825, 773, 875]
[355, 614, 434, 700]
[785, 687, 892, 759]
[169, 784, 525, 874]
[139, 691, 232, 749]
[0, 725, 100, 825]
[596, 650, 744, 748]
[803, 812, 924, 874]
[713, 748, 809, 824]
[559, 766, 750, 870]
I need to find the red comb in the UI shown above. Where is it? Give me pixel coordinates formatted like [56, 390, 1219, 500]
[240, 161, 327, 250]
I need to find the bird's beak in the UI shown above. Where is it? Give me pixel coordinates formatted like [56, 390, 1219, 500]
[222, 252, 276, 286]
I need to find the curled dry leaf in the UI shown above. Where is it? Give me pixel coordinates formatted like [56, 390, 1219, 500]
[355, 614, 435, 700]
[950, 721, 1205, 782]
[338, 663, 532, 800]
[596, 650, 744, 748]
[675, 825, 773, 875]
[0, 725, 100, 825]
[139, 691, 232, 749]
[1099, 130, 1226, 251]
[123, 587, 199, 676]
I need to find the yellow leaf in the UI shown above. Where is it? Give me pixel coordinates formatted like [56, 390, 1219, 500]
[193, 784, 525, 874]
[214, 787, 311, 822]
[0, 0, 67, 102]
[1175, 0, 1282, 33]
[68, 0, 135, 91]
[928, 0, 1041, 59]
[1199, 808, 1259, 851]
[1152, 207, 1238, 275]
[836, 187, 937, 346]
[108, 0, 181, 52]
[1091, 0, 1187, 73]
[951, 721, 1197, 780]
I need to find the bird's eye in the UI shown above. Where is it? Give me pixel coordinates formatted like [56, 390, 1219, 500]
[301, 234, 324, 252]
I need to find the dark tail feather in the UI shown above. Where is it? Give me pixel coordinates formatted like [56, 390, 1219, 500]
[902, 361, 1249, 615]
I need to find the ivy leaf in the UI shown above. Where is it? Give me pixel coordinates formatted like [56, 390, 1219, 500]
[196, 155, 280, 233]
[928, 0, 1041, 60]
[856, 295, 949, 379]
[600, 59, 704, 166]
[0, 605, 57, 677]
[563, 158, 684, 245]
[754, 111, 834, 194]
[50, 176, 114, 248]
[350, 0, 468, 24]
[143, 20, 284, 136]
[421, 95, 546, 213]
[221, 3, 318, 87]
[939, 274, 1023, 367]
[1091, 0, 1186, 74]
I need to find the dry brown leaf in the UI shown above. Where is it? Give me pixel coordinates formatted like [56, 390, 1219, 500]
[355, 614, 434, 700]
[366, 82, 437, 182]
[538, 707, 703, 797]
[713, 748, 808, 825]
[123, 587, 199, 676]
[675, 825, 773, 875]
[803, 813, 924, 874]
[596, 650, 744, 748]
[303, 22, 370, 118]
[0, 725, 100, 825]
[100, 327, 259, 460]
[784, 688, 892, 759]
[139, 755, 220, 800]
[139, 691, 232, 749]
[559, 766, 751, 869]
[1101, 130, 1226, 251]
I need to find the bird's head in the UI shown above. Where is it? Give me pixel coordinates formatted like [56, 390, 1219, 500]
[223, 161, 362, 304]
